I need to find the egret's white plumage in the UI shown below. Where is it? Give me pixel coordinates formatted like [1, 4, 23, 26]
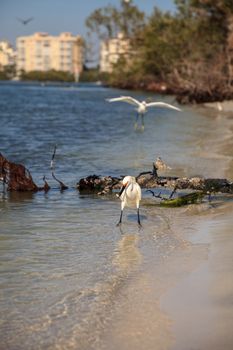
[107, 96, 181, 112]
[106, 95, 181, 130]
[117, 176, 142, 226]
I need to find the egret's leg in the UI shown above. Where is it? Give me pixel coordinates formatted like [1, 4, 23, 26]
[117, 210, 123, 226]
[141, 114, 145, 131]
[134, 113, 139, 130]
[137, 207, 141, 226]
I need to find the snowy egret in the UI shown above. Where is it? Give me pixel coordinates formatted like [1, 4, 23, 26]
[106, 96, 181, 130]
[117, 176, 142, 226]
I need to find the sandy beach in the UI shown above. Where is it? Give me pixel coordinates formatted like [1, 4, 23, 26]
[162, 203, 233, 350]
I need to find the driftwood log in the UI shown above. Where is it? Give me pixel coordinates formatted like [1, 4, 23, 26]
[77, 171, 233, 195]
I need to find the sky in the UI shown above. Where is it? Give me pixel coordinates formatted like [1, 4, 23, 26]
[0, 0, 176, 47]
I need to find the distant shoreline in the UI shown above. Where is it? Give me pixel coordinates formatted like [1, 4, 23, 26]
[1, 79, 232, 107]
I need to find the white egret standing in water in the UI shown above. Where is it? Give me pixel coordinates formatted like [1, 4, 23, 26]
[106, 95, 181, 130]
[117, 176, 142, 226]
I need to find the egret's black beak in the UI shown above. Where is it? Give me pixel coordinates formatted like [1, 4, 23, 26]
[118, 184, 126, 197]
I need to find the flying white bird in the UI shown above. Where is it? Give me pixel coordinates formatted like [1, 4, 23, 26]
[117, 176, 142, 226]
[106, 96, 181, 130]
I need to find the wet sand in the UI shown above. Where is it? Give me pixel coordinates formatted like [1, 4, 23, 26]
[162, 202, 233, 350]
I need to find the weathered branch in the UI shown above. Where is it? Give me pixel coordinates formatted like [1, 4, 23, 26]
[42, 175, 50, 192]
[50, 146, 68, 191]
[52, 172, 68, 191]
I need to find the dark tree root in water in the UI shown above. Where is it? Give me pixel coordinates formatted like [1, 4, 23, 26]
[0, 153, 40, 191]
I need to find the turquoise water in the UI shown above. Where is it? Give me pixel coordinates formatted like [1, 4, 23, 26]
[0, 82, 232, 349]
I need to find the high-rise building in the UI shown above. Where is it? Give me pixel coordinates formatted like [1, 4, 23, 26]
[0, 41, 16, 69]
[99, 33, 131, 73]
[16, 32, 84, 81]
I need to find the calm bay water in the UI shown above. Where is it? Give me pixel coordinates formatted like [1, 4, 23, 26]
[0, 82, 232, 350]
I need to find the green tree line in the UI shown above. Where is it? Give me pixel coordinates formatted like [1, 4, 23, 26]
[86, 0, 233, 103]
[0, 67, 75, 82]
[20, 69, 75, 82]
[0, 64, 16, 80]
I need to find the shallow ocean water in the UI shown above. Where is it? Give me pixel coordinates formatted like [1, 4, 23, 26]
[0, 82, 232, 349]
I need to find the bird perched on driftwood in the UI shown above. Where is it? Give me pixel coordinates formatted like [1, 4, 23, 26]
[117, 176, 142, 226]
[106, 95, 181, 130]
[16, 17, 34, 25]
[154, 157, 171, 172]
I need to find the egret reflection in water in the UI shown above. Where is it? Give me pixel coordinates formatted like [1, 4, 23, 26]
[112, 232, 142, 273]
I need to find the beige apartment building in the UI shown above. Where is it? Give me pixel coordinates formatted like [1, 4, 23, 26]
[0, 41, 16, 69]
[100, 32, 131, 73]
[16, 32, 84, 80]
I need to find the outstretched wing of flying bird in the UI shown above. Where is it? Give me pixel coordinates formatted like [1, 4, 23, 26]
[17, 17, 34, 25]
[107, 96, 141, 107]
[146, 101, 181, 111]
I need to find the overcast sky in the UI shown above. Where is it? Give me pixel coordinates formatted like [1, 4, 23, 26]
[0, 0, 176, 46]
